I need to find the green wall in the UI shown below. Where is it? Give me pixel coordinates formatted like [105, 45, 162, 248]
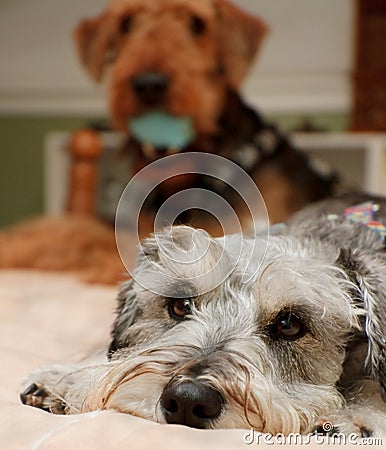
[266, 112, 350, 133]
[0, 115, 104, 228]
[0, 112, 348, 228]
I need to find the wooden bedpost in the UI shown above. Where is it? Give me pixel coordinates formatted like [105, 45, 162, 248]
[351, 0, 386, 131]
[67, 129, 102, 215]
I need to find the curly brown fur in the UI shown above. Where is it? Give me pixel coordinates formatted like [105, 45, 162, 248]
[0, 215, 126, 285]
[74, 0, 267, 134]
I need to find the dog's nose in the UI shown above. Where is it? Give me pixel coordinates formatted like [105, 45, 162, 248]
[160, 381, 223, 428]
[131, 72, 169, 104]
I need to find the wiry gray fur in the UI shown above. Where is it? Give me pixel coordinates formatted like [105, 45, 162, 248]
[20, 197, 386, 437]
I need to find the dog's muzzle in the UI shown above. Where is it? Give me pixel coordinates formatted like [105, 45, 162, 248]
[160, 380, 224, 428]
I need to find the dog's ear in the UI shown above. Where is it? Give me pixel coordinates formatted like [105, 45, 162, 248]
[337, 248, 386, 401]
[108, 279, 138, 358]
[74, 12, 117, 82]
[215, 0, 268, 88]
[108, 232, 165, 358]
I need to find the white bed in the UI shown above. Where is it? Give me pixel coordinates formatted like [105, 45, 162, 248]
[0, 270, 258, 450]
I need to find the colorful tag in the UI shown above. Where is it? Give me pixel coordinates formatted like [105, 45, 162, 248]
[343, 202, 385, 242]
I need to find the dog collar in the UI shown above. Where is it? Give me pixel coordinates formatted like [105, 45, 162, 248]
[329, 202, 386, 243]
[230, 127, 279, 172]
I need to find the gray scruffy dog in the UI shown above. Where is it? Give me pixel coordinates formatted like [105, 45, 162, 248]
[20, 196, 386, 437]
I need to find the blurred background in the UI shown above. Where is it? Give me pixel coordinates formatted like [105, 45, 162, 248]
[0, 0, 385, 228]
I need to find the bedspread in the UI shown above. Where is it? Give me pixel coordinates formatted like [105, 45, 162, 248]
[0, 270, 256, 450]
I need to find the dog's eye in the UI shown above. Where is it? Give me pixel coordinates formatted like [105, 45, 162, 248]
[270, 312, 306, 341]
[167, 298, 193, 321]
[190, 16, 207, 36]
[120, 15, 133, 35]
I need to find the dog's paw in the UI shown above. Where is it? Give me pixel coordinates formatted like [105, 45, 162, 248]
[325, 407, 386, 438]
[20, 382, 66, 414]
[20, 366, 72, 414]
[312, 421, 371, 439]
[333, 417, 375, 438]
[312, 419, 341, 436]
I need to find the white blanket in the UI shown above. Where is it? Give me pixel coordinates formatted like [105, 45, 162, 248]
[0, 270, 256, 450]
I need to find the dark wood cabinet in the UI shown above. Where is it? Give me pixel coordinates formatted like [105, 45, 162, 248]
[351, 0, 386, 130]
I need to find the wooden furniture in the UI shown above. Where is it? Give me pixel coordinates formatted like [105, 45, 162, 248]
[351, 0, 386, 131]
[67, 129, 102, 215]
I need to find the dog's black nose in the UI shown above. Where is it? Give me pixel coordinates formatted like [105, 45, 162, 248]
[160, 381, 223, 428]
[131, 72, 169, 104]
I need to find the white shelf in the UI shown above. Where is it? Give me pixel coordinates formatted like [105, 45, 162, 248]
[291, 133, 386, 195]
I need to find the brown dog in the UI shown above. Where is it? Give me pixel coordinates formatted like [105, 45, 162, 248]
[74, 0, 337, 228]
[0, 0, 337, 283]
[75, 0, 266, 135]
